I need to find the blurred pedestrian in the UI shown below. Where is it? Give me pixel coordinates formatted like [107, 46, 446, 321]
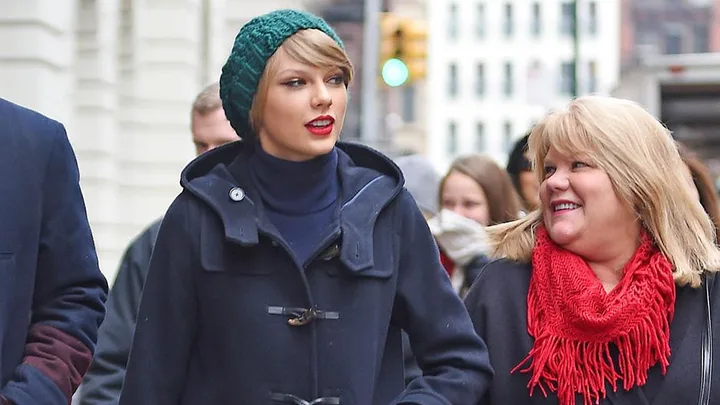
[466, 95, 720, 405]
[507, 133, 540, 212]
[394, 154, 441, 219]
[75, 82, 238, 405]
[118, 9, 492, 405]
[430, 154, 521, 295]
[0, 98, 108, 405]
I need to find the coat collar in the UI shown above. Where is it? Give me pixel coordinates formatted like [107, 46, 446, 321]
[181, 141, 404, 272]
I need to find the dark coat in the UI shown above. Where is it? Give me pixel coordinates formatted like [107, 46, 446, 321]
[461, 254, 492, 296]
[118, 141, 493, 405]
[76, 219, 162, 405]
[465, 258, 720, 405]
[0, 98, 108, 404]
[74, 220, 436, 404]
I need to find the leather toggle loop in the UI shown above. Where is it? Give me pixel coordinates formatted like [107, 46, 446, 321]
[267, 306, 340, 327]
[269, 393, 341, 405]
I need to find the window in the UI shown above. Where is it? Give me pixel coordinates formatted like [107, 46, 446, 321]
[503, 3, 514, 38]
[665, 32, 682, 54]
[475, 122, 485, 152]
[588, 1, 597, 35]
[448, 63, 458, 97]
[476, 4, 486, 38]
[449, 3, 459, 40]
[560, 2, 575, 36]
[560, 61, 576, 95]
[503, 121, 513, 151]
[448, 122, 458, 155]
[476, 63, 485, 96]
[503, 62, 514, 97]
[587, 61, 597, 93]
[531, 3, 541, 37]
[635, 27, 655, 45]
[694, 24, 709, 53]
[526, 59, 547, 105]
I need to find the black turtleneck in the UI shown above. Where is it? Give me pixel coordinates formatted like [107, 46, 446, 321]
[250, 146, 340, 265]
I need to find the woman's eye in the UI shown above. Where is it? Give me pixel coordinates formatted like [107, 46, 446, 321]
[328, 75, 344, 85]
[572, 161, 587, 169]
[283, 79, 305, 87]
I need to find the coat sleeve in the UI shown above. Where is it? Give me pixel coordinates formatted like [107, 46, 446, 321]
[390, 191, 494, 405]
[1, 124, 109, 405]
[76, 220, 162, 405]
[117, 197, 198, 405]
[402, 331, 422, 386]
[463, 263, 495, 405]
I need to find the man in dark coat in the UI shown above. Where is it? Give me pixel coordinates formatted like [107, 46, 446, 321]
[0, 97, 108, 404]
[75, 82, 238, 405]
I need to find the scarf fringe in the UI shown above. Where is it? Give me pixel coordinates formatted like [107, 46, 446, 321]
[517, 226, 676, 405]
[515, 289, 673, 405]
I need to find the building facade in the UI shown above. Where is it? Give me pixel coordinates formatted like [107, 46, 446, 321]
[620, 0, 720, 70]
[426, 0, 621, 170]
[0, 0, 316, 282]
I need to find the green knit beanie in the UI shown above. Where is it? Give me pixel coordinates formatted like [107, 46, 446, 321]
[219, 9, 344, 138]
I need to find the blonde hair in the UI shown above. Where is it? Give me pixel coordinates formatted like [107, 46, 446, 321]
[249, 29, 354, 132]
[488, 95, 720, 287]
[192, 82, 222, 115]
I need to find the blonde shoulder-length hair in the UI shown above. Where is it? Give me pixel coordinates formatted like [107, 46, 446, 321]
[488, 95, 720, 287]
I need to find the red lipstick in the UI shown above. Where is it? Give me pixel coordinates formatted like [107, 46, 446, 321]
[305, 115, 335, 137]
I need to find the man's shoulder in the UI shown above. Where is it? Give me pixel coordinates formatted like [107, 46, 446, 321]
[0, 97, 65, 144]
[0, 99, 70, 191]
[123, 218, 164, 259]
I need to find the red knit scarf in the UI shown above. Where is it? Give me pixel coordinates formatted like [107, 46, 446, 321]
[513, 226, 676, 405]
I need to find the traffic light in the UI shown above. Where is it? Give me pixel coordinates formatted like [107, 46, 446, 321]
[379, 13, 428, 87]
[397, 18, 428, 81]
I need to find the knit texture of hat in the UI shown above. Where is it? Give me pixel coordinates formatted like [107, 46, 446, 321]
[220, 9, 344, 138]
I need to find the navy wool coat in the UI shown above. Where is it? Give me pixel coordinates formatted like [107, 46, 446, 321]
[118, 141, 493, 405]
[0, 98, 108, 404]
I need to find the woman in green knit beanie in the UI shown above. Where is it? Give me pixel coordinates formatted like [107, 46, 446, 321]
[117, 9, 492, 405]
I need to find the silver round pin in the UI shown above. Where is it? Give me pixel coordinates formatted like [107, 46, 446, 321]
[229, 187, 245, 202]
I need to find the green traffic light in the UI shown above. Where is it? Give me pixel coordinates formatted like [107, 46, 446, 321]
[381, 58, 409, 87]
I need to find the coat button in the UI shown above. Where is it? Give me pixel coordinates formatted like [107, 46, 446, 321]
[229, 187, 245, 202]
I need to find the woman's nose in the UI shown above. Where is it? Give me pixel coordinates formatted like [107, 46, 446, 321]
[313, 84, 332, 108]
[449, 205, 465, 216]
[545, 171, 569, 191]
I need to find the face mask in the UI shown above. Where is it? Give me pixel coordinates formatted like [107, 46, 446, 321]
[427, 209, 489, 266]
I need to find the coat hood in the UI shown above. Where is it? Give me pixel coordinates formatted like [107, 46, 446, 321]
[178, 140, 406, 272]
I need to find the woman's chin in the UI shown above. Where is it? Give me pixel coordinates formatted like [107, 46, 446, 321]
[547, 225, 580, 247]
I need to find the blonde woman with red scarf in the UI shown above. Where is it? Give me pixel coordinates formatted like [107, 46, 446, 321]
[465, 95, 720, 405]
